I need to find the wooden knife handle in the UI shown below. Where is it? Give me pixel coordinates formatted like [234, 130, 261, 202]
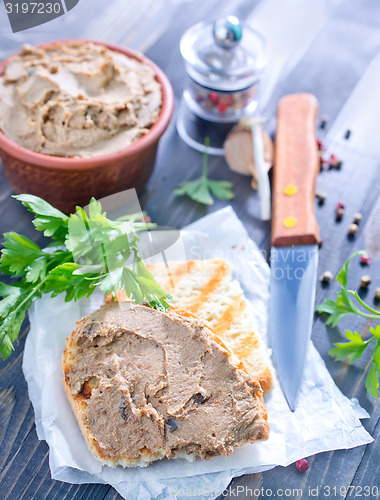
[271, 93, 320, 247]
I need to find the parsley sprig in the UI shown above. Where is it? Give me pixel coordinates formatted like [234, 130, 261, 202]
[316, 251, 380, 397]
[0, 195, 171, 360]
[175, 137, 234, 205]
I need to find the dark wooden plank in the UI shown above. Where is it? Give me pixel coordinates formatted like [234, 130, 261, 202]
[262, 0, 380, 135]
[349, 417, 380, 498]
[103, 489, 122, 500]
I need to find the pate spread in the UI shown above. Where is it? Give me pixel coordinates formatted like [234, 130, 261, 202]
[64, 302, 269, 463]
[0, 42, 162, 157]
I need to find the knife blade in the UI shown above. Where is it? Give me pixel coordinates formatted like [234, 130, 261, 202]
[269, 93, 320, 411]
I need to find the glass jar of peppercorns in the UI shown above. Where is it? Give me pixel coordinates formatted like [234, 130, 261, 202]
[177, 16, 266, 154]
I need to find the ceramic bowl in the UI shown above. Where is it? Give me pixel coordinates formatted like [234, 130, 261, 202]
[0, 39, 174, 213]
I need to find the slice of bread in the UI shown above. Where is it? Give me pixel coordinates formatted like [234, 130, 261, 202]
[62, 302, 269, 467]
[146, 259, 273, 393]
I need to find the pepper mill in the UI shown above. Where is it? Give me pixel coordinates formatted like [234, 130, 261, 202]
[177, 16, 266, 154]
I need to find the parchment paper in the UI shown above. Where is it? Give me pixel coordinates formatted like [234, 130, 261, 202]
[22, 207, 373, 500]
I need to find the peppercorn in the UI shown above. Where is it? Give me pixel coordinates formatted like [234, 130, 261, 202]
[319, 155, 327, 172]
[296, 458, 309, 472]
[317, 139, 324, 150]
[220, 95, 234, 106]
[360, 254, 372, 266]
[315, 192, 326, 205]
[337, 201, 345, 209]
[348, 223, 359, 235]
[336, 207, 345, 221]
[344, 129, 351, 140]
[217, 102, 227, 113]
[375, 288, 380, 301]
[329, 154, 342, 170]
[208, 92, 219, 104]
[320, 118, 327, 129]
[353, 213, 362, 224]
[321, 271, 333, 284]
[360, 275, 371, 288]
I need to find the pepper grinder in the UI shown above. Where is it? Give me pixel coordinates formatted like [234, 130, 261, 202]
[177, 16, 267, 155]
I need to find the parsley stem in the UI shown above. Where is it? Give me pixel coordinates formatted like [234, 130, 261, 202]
[349, 290, 380, 317]
[101, 242, 109, 274]
[354, 312, 379, 320]
[9, 281, 44, 321]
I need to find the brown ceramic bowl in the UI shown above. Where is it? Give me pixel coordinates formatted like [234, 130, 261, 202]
[0, 39, 174, 213]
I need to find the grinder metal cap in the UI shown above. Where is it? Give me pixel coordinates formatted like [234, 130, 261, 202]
[180, 16, 267, 91]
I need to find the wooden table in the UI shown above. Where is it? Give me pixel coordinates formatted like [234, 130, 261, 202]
[0, 0, 379, 498]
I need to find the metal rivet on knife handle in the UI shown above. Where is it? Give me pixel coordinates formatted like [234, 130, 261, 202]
[271, 94, 320, 247]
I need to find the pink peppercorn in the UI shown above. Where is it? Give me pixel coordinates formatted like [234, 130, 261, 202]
[317, 139, 323, 150]
[296, 458, 309, 472]
[329, 154, 342, 170]
[217, 102, 228, 113]
[360, 254, 372, 265]
[337, 201, 345, 210]
[208, 92, 219, 104]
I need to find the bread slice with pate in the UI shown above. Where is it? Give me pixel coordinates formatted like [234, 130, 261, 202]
[62, 302, 269, 467]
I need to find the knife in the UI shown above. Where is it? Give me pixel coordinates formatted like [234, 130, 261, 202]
[269, 93, 320, 411]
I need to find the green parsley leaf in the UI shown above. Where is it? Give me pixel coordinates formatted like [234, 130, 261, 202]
[44, 263, 97, 302]
[316, 297, 355, 327]
[366, 363, 379, 398]
[207, 179, 235, 201]
[0, 282, 23, 318]
[318, 251, 380, 398]
[175, 178, 214, 205]
[373, 339, 380, 368]
[25, 258, 47, 283]
[175, 137, 234, 205]
[329, 330, 373, 363]
[13, 194, 69, 241]
[371, 325, 380, 340]
[1, 233, 43, 277]
[0, 283, 42, 360]
[0, 306, 27, 360]
[0, 195, 172, 361]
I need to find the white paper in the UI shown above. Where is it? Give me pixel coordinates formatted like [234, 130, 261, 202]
[22, 207, 373, 500]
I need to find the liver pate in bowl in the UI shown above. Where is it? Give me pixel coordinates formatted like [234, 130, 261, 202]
[0, 40, 174, 213]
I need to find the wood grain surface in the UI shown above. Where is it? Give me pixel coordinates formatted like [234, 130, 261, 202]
[0, 0, 380, 499]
